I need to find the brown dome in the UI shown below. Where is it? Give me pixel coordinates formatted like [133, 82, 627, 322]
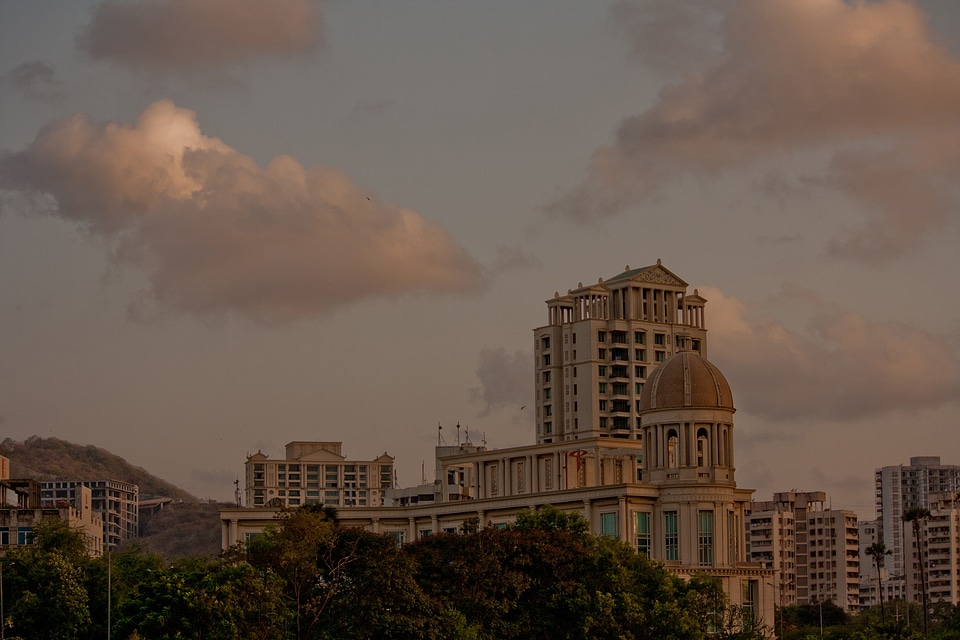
[640, 350, 734, 412]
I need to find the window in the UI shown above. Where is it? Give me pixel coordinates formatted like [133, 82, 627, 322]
[573, 401, 578, 411]
[543, 371, 551, 383]
[572, 333, 577, 344]
[598, 365, 607, 376]
[419, 529, 432, 539]
[636, 383, 643, 394]
[543, 354, 551, 366]
[611, 331, 627, 344]
[544, 405, 552, 417]
[698, 510, 714, 566]
[613, 382, 628, 395]
[599, 348, 607, 360]
[0, 528, 8, 545]
[635, 365, 646, 378]
[599, 382, 607, 393]
[573, 367, 577, 377]
[635, 331, 645, 344]
[635, 512, 651, 556]
[598, 330, 607, 343]
[544, 422, 552, 434]
[544, 388, 552, 399]
[664, 512, 679, 560]
[635, 349, 645, 361]
[654, 333, 666, 345]
[742, 580, 758, 625]
[573, 383, 577, 395]
[656, 351, 666, 362]
[599, 400, 607, 411]
[542, 336, 550, 349]
[389, 531, 405, 547]
[17, 527, 33, 546]
[601, 512, 618, 537]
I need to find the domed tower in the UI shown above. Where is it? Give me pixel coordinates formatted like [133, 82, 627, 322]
[639, 334, 736, 485]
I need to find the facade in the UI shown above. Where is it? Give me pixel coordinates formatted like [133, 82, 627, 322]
[902, 491, 960, 605]
[40, 479, 139, 551]
[244, 441, 394, 509]
[859, 519, 905, 608]
[222, 262, 777, 633]
[533, 260, 707, 444]
[746, 491, 860, 612]
[1, 480, 103, 557]
[875, 456, 960, 599]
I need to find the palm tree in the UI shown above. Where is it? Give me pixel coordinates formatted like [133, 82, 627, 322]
[904, 506, 931, 636]
[864, 541, 891, 622]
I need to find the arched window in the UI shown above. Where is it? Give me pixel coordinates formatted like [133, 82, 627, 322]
[667, 429, 679, 468]
[697, 427, 709, 468]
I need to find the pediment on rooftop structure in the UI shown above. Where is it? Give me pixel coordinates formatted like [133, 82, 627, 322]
[605, 260, 688, 288]
[295, 449, 346, 461]
[247, 451, 269, 461]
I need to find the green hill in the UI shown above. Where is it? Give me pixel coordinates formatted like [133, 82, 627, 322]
[0, 435, 197, 502]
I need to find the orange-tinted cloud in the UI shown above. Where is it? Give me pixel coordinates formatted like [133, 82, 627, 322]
[702, 286, 960, 420]
[0, 100, 484, 323]
[551, 0, 960, 260]
[77, 0, 323, 71]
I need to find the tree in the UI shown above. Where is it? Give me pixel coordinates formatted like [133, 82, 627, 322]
[246, 506, 359, 640]
[3, 548, 90, 639]
[865, 541, 892, 623]
[904, 507, 932, 636]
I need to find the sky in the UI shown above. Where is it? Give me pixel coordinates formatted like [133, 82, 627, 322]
[1, 0, 959, 518]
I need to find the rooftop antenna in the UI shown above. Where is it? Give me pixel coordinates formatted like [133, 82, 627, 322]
[456, 422, 461, 446]
[421, 461, 426, 484]
[233, 478, 242, 507]
[437, 422, 447, 446]
[482, 431, 488, 447]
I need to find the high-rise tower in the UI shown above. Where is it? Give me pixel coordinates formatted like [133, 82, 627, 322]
[533, 260, 707, 444]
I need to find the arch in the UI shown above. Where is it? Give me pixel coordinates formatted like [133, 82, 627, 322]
[696, 427, 709, 468]
[666, 428, 679, 468]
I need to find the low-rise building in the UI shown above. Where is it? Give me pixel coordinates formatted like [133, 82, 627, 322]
[244, 441, 394, 509]
[1, 480, 103, 557]
[904, 491, 960, 605]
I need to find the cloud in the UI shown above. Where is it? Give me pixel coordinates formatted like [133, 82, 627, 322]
[77, 0, 323, 71]
[0, 100, 484, 323]
[550, 0, 960, 259]
[470, 347, 533, 417]
[610, 0, 724, 78]
[3, 62, 63, 100]
[702, 285, 960, 421]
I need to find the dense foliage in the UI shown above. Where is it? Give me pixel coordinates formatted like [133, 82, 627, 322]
[0, 505, 775, 640]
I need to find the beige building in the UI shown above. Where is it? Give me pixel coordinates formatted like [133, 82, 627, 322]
[903, 491, 960, 605]
[533, 260, 707, 444]
[40, 479, 139, 551]
[746, 491, 860, 612]
[1, 480, 103, 557]
[244, 441, 394, 509]
[222, 262, 776, 632]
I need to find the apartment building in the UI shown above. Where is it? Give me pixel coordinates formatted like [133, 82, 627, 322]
[40, 479, 139, 551]
[2, 479, 103, 557]
[859, 518, 906, 608]
[747, 491, 860, 611]
[533, 260, 707, 444]
[244, 441, 394, 509]
[902, 491, 960, 605]
[875, 456, 960, 599]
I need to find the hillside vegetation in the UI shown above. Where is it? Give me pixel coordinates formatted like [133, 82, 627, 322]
[0, 435, 196, 502]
